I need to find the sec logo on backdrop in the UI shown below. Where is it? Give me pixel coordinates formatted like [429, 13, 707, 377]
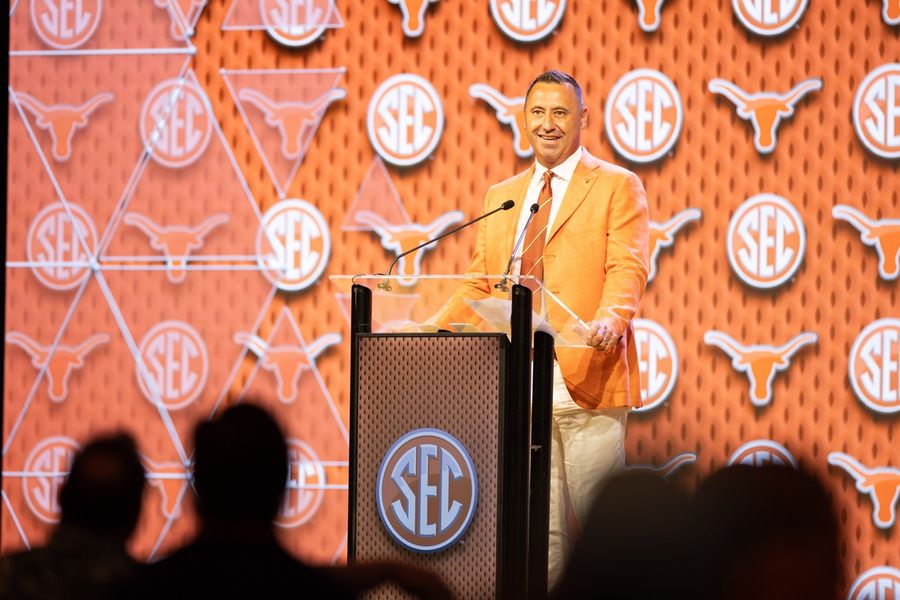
[276, 438, 326, 527]
[731, 0, 808, 36]
[632, 319, 679, 413]
[853, 63, 900, 160]
[23, 436, 80, 524]
[140, 78, 213, 169]
[604, 69, 683, 164]
[259, 0, 333, 47]
[256, 199, 331, 291]
[30, 0, 102, 49]
[849, 318, 900, 415]
[727, 194, 806, 289]
[377, 428, 477, 553]
[727, 440, 797, 467]
[367, 74, 444, 167]
[489, 0, 566, 43]
[26, 202, 98, 291]
[137, 320, 209, 411]
[846, 566, 900, 600]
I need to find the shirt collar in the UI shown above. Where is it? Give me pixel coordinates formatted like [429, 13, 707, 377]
[533, 146, 582, 184]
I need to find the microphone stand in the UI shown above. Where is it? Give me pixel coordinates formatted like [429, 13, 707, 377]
[495, 203, 540, 292]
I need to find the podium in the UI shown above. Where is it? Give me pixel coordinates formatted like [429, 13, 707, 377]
[331, 275, 590, 599]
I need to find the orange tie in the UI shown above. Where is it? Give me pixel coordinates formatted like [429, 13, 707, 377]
[520, 170, 555, 294]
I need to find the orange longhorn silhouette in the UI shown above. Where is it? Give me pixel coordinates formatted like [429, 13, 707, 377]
[707, 78, 822, 154]
[5, 332, 109, 402]
[469, 83, 531, 158]
[703, 331, 817, 407]
[354, 210, 465, 285]
[634, 0, 666, 32]
[828, 452, 900, 529]
[886, 0, 900, 24]
[235, 332, 341, 403]
[627, 452, 697, 478]
[238, 87, 346, 159]
[387, 0, 438, 37]
[123, 212, 229, 284]
[15, 91, 114, 162]
[832, 205, 900, 281]
[648, 208, 702, 282]
[141, 455, 190, 520]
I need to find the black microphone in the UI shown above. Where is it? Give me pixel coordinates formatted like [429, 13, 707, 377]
[378, 200, 515, 290]
[495, 202, 539, 292]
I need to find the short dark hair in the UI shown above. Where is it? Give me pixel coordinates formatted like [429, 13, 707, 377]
[525, 70, 584, 109]
[59, 433, 146, 539]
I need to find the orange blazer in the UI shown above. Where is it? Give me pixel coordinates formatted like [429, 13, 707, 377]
[433, 149, 650, 409]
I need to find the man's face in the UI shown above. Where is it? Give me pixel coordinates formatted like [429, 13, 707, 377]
[524, 81, 587, 169]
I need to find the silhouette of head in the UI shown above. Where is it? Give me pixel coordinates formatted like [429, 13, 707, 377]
[693, 465, 841, 600]
[192, 403, 288, 525]
[59, 433, 145, 541]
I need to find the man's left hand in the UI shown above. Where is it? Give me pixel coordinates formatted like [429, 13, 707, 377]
[584, 321, 619, 353]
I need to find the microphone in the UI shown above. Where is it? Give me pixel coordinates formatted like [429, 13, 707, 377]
[495, 202, 539, 292]
[378, 200, 515, 291]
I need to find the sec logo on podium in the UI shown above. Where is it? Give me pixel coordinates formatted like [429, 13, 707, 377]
[376, 428, 478, 553]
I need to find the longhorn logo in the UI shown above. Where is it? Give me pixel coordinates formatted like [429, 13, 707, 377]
[648, 208, 702, 282]
[141, 456, 189, 520]
[277, 438, 326, 527]
[632, 318, 679, 412]
[885, 0, 900, 25]
[704, 330, 816, 407]
[30, 0, 102, 49]
[832, 205, 900, 281]
[626, 452, 697, 478]
[14, 91, 113, 162]
[367, 73, 444, 167]
[633, 0, 667, 32]
[123, 211, 229, 284]
[140, 77, 212, 168]
[6, 332, 109, 402]
[726, 193, 806, 289]
[354, 210, 465, 286]
[256, 199, 331, 291]
[469, 83, 530, 158]
[489, 0, 566, 43]
[727, 439, 797, 468]
[605, 68, 683, 164]
[234, 331, 341, 403]
[853, 63, 900, 159]
[708, 78, 821, 154]
[731, 0, 809, 36]
[387, 0, 438, 37]
[848, 318, 900, 415]
[847, 567, 900, 600]
[259, 0, 335, 47]
[238, 87, 345, 160]
[26, 202, 98, 291]
[22, 436, 80, 524]
[828, 452, 900, 530]
[137, 320, 209, 411]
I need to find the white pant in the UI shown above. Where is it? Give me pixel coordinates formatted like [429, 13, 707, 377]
[547, 363, 627, 591]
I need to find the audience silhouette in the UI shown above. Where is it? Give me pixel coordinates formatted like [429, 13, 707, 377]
[0, 433, 146, 600]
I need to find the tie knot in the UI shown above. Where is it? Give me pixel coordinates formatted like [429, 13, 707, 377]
[543, 170, 555, 186]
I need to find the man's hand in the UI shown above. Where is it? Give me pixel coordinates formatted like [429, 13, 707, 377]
[584, 321, 619, 353]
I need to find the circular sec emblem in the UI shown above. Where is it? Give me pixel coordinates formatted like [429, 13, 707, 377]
[853, 64, 900, 160]
[276, 439, 326, 528]
[140, 77, 213, 169]
[849, 318, 900, 415]
[367, 74, 444, 167]
[731, 0, 808, 37]
[847, 567, 900, 600]
[604, 69, 683, 164]
[632, 318, 679, 413]
[23, 436, 80, 523]
[26, 202, 98, 291]
[489, 0, 567, 43]
[377, 428, 478, 553]
[30, 0, 102, 50]
[137, 320, 209, 410]
[256, 199, 331, 291]
[727, 439, 797, 468]
[726, 194, 806, 289]
[259, 0, 331, 47]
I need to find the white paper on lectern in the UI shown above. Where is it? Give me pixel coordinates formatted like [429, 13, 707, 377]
[464, 297, 560, 339]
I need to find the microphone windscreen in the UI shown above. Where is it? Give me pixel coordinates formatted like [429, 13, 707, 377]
[500, 200, 515, 210]
[530, 203, 540, 213]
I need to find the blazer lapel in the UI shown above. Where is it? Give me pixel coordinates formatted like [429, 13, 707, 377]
[547, 156, 596, 243]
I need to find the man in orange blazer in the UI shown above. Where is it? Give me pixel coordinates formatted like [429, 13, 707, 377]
[432, 70, 649, 588]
